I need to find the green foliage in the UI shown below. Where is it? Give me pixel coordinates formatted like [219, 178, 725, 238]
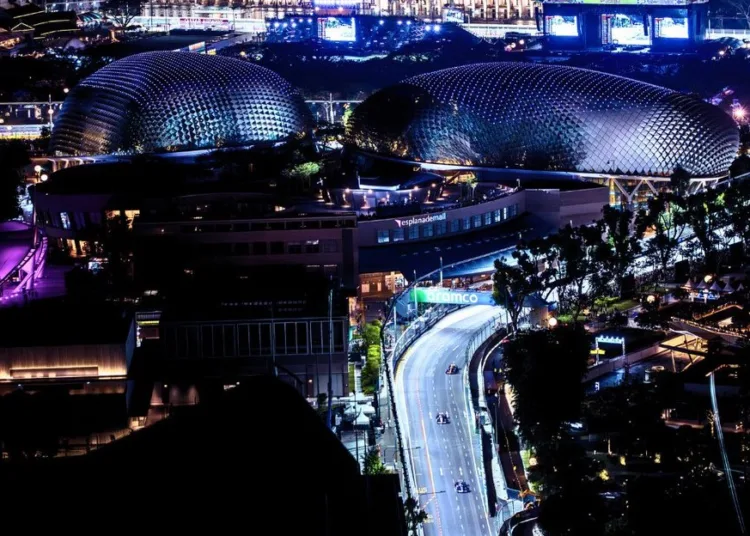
[600, 205, 642, 298]
[492, 247, 549, 332]
[635, 193, 689, 284]
[669, 164, 691, 197]
[404, 496, 428, 535]
[503, 325, 591, 447]
[362, 447, 389, 475]
[360, 321, 382, 395]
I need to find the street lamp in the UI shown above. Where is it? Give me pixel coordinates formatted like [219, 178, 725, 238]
[646, 294, 656, 304]
[34, 165, 42, 174]
[40, 174, 48, 182]
[63, 87, 69, 94]
[547, 317, 558, 328]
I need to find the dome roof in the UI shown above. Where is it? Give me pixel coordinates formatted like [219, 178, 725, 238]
[51, 52, 313, 156]
[348, 62, 739, 178]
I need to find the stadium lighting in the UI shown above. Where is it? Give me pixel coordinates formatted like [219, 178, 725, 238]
[733, 107, 746, 121]
[379, 19, 384, 25]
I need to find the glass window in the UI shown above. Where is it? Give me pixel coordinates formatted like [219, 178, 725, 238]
[259, 323, 272, 354]
[186, 327, 199, 359]
[323, 240, 338, 253]
[223, 325, 236, 357]
[503, 207, 509, 220]
[212, 325, 224, 356]
[270, 242, 284, 254]
[238, 324, 250, 356]
[473, 215, 482, 228]
[392, 228, 404, 242]
[235, 243, 250, 256]
[494, 209, 502, 222]
[436, 221, 447, 235]
[201, 325, 213, 357]
[177, 327, 189, 358]
[422, 224, 434, 238]
[288, 242, 302, 254]
[463, 217, 471, 230]
[408, 225, 419, 240]
[275, 323, 286, 355]
[305, 240, 320, 253]
[253, 242, 267, 255]
[233, 222, 249, 232]
[296, 323, 308, 353]
[484, 212, 492, 226]
[377, 229, 390, 244]
[450, 219, 460, 233]
[60, 212, 71, 230]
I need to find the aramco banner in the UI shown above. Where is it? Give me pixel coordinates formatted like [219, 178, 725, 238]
[410, 288, 496, 306]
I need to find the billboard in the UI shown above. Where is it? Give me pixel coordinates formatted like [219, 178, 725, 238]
[318, 17, 356, 42]
[545, 15, 579, 36]
[409, 288, 496, 306]
[602, 13, 650, 45]
[655, 16, 688, 38]
[443, 7, 465, 23]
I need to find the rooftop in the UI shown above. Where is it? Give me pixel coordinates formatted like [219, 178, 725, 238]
[0, 299, 132, 347]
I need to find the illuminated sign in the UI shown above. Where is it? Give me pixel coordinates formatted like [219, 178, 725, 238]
[410, 288, 495, 306]
[595, 335, 625, 345]
[178, 17, 231, 30]
[546, 15, 579, 37]
[395, 212, 447, 228]
[318, 17, 356, 41]
[443, 8, 464, 23]
[313, 0, 362, 4]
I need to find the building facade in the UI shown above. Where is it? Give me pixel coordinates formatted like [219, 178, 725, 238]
[140, 0, 538, 22]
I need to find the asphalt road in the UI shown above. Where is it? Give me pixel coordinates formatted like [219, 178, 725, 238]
[395, 306, 500, 536]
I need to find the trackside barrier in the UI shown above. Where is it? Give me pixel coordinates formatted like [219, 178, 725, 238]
[380, 302, 459, 503]
[463, 315, 504, 529]
[379, 245, 517, 507]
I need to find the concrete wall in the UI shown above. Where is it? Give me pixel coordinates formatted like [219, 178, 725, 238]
[525, 186, 608, 229]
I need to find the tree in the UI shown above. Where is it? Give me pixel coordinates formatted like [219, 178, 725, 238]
[601, 205, 641, 298]
[548, 222, 606, 323]
[681, 189, 729, 273]
[362, 447, 389, 475]
[403, 496, 428, 536]
[723, 179, 750, 250]
[670, 164, 691, 197]
[0, 141, 29, 221]
[492, 246, 550, 333]
[724, 0, 750, 30]
[502, 325, 591, 448]
[730, 154, 750, 178]
[101, 0, 144, 30]
[281, 161, 320, 193]
[635, 194, 689, 284]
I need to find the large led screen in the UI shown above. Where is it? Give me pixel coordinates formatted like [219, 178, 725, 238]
[318, 17, 356, 42]
[545, 15, 579, 36]
[655, 16, 688, 38]
[602, 13, 651, 45]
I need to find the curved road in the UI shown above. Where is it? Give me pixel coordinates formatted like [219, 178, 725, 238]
[395, 306, 499, 536]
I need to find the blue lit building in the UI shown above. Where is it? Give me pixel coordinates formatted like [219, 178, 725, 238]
[541, 0, 709, 51]
[50, 52, 313, 156]
[348, 62, 738, 179]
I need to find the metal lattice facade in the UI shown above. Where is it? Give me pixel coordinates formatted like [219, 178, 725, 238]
[348, 62, 739, 178]
[51, 52, 313, 156]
